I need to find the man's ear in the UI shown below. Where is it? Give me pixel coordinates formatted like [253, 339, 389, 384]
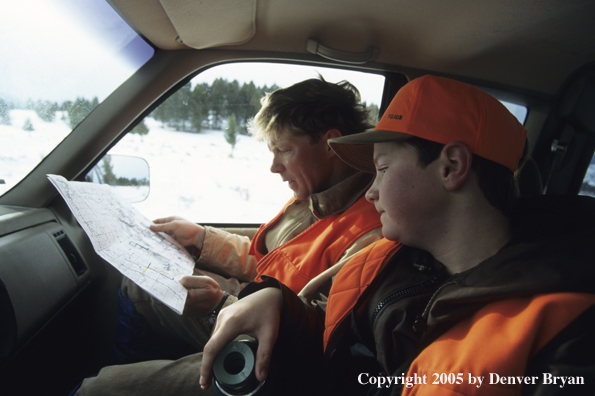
[324, 129, 343, 156]
[440, 141, 473, 191]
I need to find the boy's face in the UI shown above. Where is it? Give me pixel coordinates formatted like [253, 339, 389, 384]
[365, 142, 444, 247]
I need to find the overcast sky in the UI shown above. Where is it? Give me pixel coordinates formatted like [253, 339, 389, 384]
[0, 0, 153, 103]
[0, 0, 384, 106]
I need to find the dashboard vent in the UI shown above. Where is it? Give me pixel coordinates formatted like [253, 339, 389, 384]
[53, 230, 87, 276]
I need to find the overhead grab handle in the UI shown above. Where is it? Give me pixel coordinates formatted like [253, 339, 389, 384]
[306, 39, 379, 65]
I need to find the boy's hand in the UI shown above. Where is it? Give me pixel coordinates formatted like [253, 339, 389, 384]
[199, 288, 282, 389]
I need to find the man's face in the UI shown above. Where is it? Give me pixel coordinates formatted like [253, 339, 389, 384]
[268, 129, 335, 200]
[365, 142, 444, 247]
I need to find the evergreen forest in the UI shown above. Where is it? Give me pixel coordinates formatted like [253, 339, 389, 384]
[0, 78, 280, 136]
[1, 78, 379, 142]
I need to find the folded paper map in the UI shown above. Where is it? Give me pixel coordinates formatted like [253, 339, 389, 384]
[47, 174, 193, 314]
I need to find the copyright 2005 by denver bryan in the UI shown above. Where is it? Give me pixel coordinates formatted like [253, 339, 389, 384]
[358, 372, 587, 390]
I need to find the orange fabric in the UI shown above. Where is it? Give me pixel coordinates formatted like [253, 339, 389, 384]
[329, 76, 528, 174]
[404, 293, 595, 396]
[249, 195, 381, 294]
[323, 238, 402, 350]
[248, 197, 294, 262]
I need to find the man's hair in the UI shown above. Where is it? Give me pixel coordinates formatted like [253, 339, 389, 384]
[403, 137, 520, 217]
[249, 77, 374, 143]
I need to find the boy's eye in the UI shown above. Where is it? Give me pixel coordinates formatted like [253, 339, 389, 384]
[376, 166, 387, 173]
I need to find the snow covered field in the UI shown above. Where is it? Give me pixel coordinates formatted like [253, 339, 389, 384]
[3, 109, 595, 222]
[1, 110, 292, 224]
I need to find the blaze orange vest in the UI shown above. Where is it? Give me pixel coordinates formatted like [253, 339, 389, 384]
[324, 238, 402, 350]
[250, 194, 381, 294]
[404, 293, 595, 396]
[323, 240, 595, 395]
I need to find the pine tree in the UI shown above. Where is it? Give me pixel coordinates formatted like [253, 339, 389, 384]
[101, 156, 117, 185]
[0, 98, 11, 125]
[147, 78, 278, 135]
[189, 83, 209, 132]
[35, 100, 58, 122]
[226, 80, 241, 122]
[170, 84, 191, 131]
[131, 120, 149, 136]
[366, 102, 380, 124]
[60, 100, 73, 112]
[68, 97, 97, 128]
[23, 118, 34, 131]
[225, 113, 238, 157]
[237, 81, 259, 134]
[210, 78, 228, 130]
[152, 83, 192, 131]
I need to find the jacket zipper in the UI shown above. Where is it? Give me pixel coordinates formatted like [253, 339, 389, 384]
[370, 275, 443, 326]
[410, 280, 457, 333]
[420, 280, 457, 320]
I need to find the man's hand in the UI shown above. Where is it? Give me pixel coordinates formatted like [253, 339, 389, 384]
[199, 288, 283, 390]
[179, 275, 224, 317]
[150, 216, 205, 248]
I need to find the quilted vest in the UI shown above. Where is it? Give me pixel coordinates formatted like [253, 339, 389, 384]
[250, 194, 381, 294]
[324, 238, 402, 350]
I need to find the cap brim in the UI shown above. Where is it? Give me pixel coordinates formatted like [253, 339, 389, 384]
[328, 129, 412, 173]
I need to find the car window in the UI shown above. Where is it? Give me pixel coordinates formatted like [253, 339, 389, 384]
[500, 101, 528, 124]
[105, 62, 385, 224]
[0, 0, 154, 196]
[579, 153, 595, 198]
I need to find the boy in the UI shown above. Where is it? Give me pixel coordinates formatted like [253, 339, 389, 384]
[200, 76, 595, 395]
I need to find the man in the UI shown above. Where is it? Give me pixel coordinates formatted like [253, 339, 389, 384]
[75, 77, 383, 395]
[199, 75, 595, 395]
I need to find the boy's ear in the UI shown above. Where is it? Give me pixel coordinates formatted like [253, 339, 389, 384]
[440, 141, 473, 191]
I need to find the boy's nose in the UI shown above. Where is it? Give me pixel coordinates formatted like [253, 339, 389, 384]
[365, 185, 378, 202]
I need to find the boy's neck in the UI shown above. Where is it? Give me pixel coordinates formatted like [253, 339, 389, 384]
[431, 202, 512, 275]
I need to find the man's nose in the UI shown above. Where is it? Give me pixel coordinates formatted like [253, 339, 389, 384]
[270, 157, 284, 173]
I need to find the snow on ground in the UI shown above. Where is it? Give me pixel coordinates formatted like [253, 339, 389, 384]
[0, 110, 72, 192]
[5, 110, 595, 217]
[1, 110, 291, 224]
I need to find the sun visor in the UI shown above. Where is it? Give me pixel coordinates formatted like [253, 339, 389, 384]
[158, 0, 257, 49]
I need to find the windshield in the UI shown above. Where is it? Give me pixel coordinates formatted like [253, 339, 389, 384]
[0, 0, 154, 196]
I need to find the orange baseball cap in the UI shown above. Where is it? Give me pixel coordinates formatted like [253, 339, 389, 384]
[328, 75, 528, 173]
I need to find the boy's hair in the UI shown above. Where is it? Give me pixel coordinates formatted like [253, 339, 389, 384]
[249, 77, 374, 143]
[404, 137, 520, 217]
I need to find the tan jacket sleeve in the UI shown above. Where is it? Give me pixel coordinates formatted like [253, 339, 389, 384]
[195, 226, 259, 284]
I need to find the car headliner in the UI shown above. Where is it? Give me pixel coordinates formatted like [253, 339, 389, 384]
[110, 0, 595, 97]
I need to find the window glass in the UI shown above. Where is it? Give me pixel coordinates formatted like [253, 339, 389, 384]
[106, 63, 385, 224]
[0, 0, 154, 196]
[500, 101, 528, 124]
[579, 153, 595, 198]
